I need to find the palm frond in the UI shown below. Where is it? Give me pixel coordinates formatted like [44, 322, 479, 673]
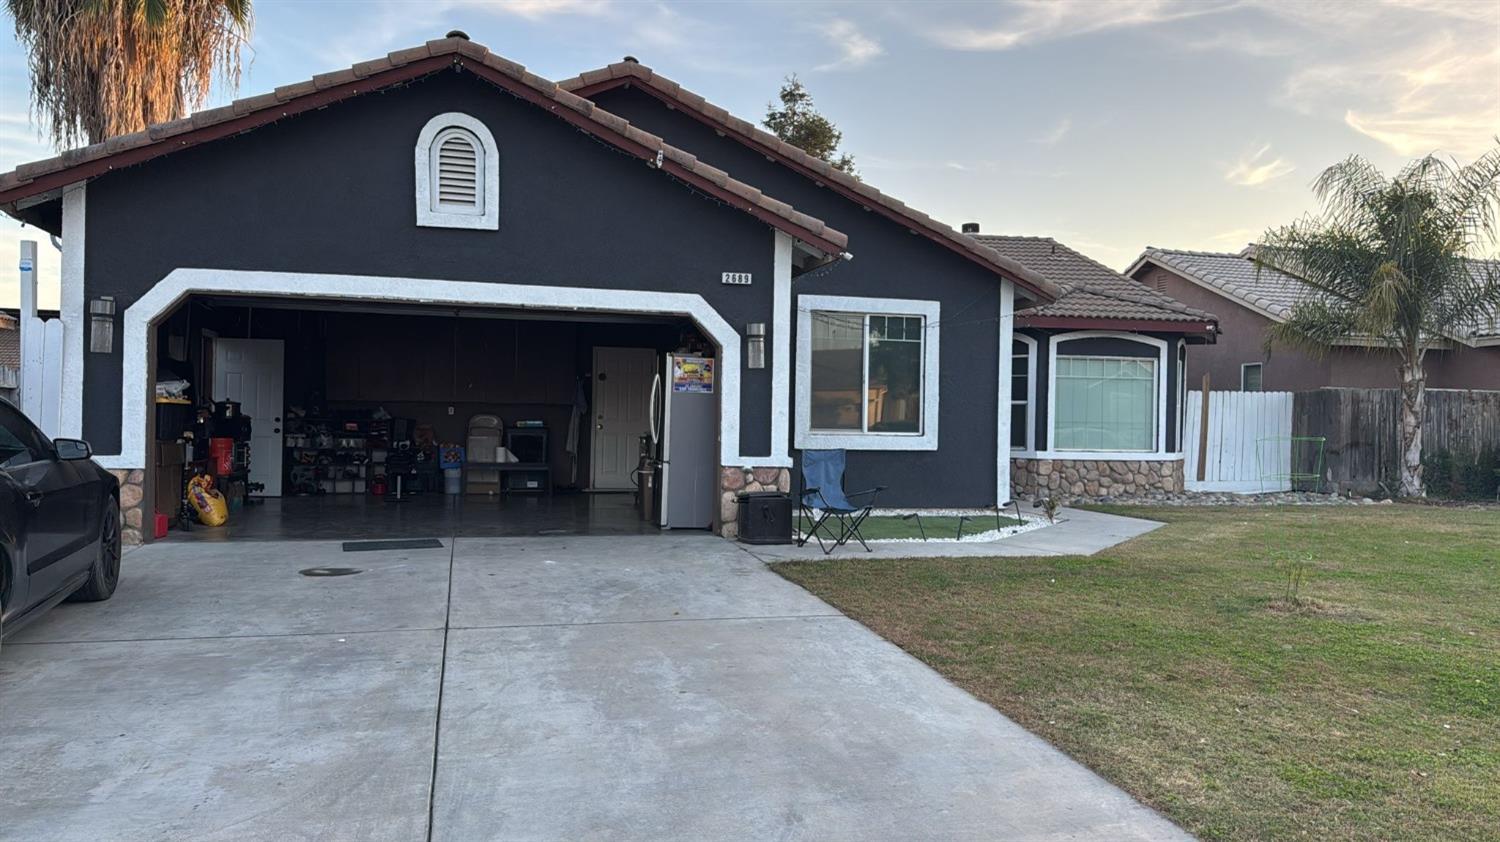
[8, 0, 252, 147]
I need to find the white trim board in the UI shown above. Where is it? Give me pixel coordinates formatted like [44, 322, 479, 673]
[996, 280, 1014, 505]
[794, 293, 941, 451]
[1046, 330, 1172, 458]
[60, 183, 86, 438]
[770, 232, 793, 463]
[414, 112, 501, 231]
[101, 268, 791, 470]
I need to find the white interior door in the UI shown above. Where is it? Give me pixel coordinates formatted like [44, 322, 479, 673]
[213, 338, 285, 497]
[591, 347, 656, 490]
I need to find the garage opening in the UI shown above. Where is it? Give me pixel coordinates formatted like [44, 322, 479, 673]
[148, 295, 722, 540]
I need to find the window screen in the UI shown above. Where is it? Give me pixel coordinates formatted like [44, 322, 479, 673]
[809, 311, 925, 435]
[1241, 363, 1263, 392]
[1054, 356, 1156, 451]
[1011, 339, 1031, 449]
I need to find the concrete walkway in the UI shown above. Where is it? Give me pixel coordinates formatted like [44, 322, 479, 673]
[748, 506, 1165, 560]
[0, 521, 1188, 841]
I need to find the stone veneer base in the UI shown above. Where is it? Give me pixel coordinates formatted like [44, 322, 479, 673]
[718, 466, 792, 539]
[107, 468, 146, 546]
[1011, 457, 1184, 500]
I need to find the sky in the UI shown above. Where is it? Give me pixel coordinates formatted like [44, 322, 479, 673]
[1, 0, 1498, 308]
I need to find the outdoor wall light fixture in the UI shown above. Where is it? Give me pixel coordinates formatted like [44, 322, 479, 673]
[745, 322, 766, 369]
[88, 296, 116, 353]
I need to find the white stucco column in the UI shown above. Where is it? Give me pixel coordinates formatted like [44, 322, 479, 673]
[997, 279, 1014, 506]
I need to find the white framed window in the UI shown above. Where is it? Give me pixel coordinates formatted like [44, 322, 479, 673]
[1241, 362, 1263, 391]
[1055, 356, 1158, 451]
[1045, 331, 1170, 458]
[1010, 334, 1037, 452]
[796, 294, 940, 451]
[415, 112, 499, 230]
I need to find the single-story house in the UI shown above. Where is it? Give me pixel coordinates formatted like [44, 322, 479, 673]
[1127, 247, 1500, 392]
[971, 234, 1218, 498]
[0, 35, 1214, 541]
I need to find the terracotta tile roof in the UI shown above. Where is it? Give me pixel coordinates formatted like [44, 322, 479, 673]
[0, 38, 848, 255]
[1133, 247, 1499, 346]
[974, 235, 1217, 331]
[557, 61, 1061, 305]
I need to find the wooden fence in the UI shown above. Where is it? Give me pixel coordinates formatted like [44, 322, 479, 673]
[1291, 388, 1500, 494]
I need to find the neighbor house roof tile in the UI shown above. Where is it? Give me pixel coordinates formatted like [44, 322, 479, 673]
[1135, 247, 1499, 345]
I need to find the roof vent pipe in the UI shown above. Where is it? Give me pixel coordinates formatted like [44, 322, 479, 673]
[446, 30, 470, 40]
[960, 222, 980, 235]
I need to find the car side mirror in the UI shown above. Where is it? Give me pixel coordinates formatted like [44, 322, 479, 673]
[54, 438, 92, 461]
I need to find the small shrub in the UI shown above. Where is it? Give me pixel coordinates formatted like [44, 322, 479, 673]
[1271, 549, 1315, 606]
[1033, 496, 1061, 523]
[1422, 445, 1499, 500]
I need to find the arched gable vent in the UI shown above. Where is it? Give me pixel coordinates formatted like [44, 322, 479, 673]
[415, 112, 500, 230]
[433, 128, 482, 213]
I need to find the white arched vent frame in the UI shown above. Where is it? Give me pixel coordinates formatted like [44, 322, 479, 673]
[415, 112, 500, 230]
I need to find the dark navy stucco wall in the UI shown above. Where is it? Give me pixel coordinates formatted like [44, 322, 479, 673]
[593, 86, 1007, 507]
[81, 69, 780, 455]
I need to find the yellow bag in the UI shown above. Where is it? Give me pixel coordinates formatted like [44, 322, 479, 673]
[187, 475, 229, 526]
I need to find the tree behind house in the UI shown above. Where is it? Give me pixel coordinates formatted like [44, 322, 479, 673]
[6, 0, 253, 148]
[764, 75, 856, 176]
[1256, 149, 1500, 497]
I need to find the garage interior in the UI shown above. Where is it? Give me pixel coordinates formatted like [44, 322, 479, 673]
[148, 296, 722, 540]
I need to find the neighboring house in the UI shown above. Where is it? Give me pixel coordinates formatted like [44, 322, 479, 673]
[0, 312, 19, 402]
[1127, 247, 1500, 392]
[0, 36, 1214, 539]
[971, 234, 1218, 498]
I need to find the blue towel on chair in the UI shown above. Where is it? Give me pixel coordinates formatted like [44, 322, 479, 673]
[801, 450, 857, 511]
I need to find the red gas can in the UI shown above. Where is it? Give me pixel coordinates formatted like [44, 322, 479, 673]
[209, 437, 234, 475]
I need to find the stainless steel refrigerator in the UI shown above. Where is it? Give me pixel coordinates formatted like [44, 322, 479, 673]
[649, 353, 718, 529]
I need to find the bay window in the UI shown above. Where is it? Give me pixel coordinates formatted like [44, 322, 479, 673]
[797, 295, 940, 450]
[1054, 356, 1157, 451]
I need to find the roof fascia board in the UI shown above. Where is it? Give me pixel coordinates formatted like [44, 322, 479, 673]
[1018, 315, 1218, 335]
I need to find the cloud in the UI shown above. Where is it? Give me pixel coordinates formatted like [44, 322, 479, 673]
[1225, 144, 1295, 187]
[1280, 31, 1500, 158]
[814, 19, 884, 71]
[486, 0, 610, 20]
[925, 0, 1236, 51]
[1033, 118, 1071, 145]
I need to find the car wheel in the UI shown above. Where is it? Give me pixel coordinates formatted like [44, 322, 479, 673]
[70, 497, 122, 603]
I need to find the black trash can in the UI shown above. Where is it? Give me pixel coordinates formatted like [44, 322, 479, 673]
[736, 491, 793, 544]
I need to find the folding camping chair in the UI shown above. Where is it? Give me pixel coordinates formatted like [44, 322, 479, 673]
[797, 449, 886, 554]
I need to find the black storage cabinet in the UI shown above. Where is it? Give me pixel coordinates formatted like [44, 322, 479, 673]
[736, 491, 793, 544]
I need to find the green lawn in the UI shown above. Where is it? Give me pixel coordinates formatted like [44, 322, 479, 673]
[773, 505, 1500, 842]
[811, 514, 1025, 541]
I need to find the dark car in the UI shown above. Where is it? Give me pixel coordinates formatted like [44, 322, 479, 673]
[0, 399, 121, 650]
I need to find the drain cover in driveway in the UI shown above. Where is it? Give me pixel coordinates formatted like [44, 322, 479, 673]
[340, 538, 445, 552]
[300, 567, 364, 577]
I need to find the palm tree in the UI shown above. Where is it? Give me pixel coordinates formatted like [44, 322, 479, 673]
[1256, 149, 1500, 497]
[6, 0, 252, 148]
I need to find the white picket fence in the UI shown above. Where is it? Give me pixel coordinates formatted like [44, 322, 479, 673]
[1183, 390, 1295, 493]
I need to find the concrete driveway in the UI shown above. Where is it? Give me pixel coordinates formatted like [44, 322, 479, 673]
[0, 533, 1188, 841]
